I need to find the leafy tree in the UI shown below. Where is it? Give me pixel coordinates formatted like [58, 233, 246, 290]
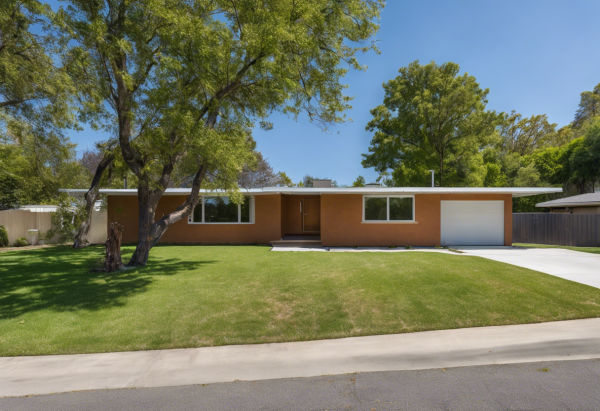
[352, 175, 366, 187]
[0, 133, 88, 207]
[573, 83, 600, 128]
[238, 152, 288, 188]
[277, 172, 293, 187]
[363, 61, 501, 187]
[61, 0, 382, 266]
[0, 0, 76, 140]
[499, 111, 556, 156]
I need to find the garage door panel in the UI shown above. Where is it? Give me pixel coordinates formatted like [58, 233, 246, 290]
[441, 201, 504, 246]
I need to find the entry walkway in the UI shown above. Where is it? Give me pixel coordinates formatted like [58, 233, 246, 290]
[2, 318, 600, 397]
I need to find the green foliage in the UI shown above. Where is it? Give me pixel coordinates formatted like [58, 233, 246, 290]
[363, 60, 501, 187]
[46, 194, 87, 244]
[573, 83, 600, 128]
[0, 0, 77, 141]
[59, 0, 383, 189]
[0, 133, 88, 206]
[14, 237, 28, 247]
[352, 175, 366, 187]
[277, 172, 293, 187]
[499, 111, 557, 156]
[0, 225, 8, 247]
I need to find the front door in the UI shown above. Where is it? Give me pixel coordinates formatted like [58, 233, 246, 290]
[302, 198, 321, 232]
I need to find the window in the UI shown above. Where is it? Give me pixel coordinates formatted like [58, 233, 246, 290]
[189, 196, 255, 224]
[363, 196, 414, 222]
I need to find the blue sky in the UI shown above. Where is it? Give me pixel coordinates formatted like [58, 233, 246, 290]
[65, 0, 600, 186]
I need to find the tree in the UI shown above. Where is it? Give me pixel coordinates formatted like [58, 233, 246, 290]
[0, 132, 88, 207]
[61, 0, 383, 266]
[0, 0, 76, 137]
[238, 152, 287, 188]
[573, 83, 600, 128]
[277, 172, 293, 187]
[352, 175, 366, 187]
[363, 61, 501, 187]
[499, 111, 557, 156]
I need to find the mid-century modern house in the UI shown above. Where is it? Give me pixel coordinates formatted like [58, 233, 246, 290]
[536, 193, 600, 215]
[63, 181, 560, 247]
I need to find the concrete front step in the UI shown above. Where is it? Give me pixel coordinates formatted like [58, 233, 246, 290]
[270, 240, 322, 248]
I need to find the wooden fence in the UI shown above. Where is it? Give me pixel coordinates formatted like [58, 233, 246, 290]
[513, 213, 600, 247]
[0, 209, 107, 245]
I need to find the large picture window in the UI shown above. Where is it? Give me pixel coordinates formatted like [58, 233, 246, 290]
[189, 196, 254, 224]
[363, 196, 414, 222]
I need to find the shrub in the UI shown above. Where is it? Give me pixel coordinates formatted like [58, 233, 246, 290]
[0, 225, 8, 247]
[14, 237, 28, 247]
[46, 193, 87, 244]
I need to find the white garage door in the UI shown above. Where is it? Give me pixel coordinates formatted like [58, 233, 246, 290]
[441, 201, 505, 246]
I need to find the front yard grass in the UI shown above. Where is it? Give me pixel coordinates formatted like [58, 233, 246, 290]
[514, 243, 600, 255]
[1, 245, 600, 356]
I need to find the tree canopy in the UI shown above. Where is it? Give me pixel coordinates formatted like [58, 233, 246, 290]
[58, 0, 382, 265]
[362, 61, 501, 187]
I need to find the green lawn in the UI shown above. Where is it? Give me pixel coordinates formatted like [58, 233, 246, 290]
[514, 243, 600, 255]
[1, 245, 600, 356]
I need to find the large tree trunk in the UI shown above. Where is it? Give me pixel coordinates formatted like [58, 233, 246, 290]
[73, 152, 115, 249]
[127, 165, 207, 267]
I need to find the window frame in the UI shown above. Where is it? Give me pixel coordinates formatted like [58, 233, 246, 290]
[188, 195, 255, 225]
[362, 195, 416, 223]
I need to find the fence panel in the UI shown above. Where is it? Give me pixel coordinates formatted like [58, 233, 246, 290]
[0, 209, 107, 245]
[513, 213, 600, 247]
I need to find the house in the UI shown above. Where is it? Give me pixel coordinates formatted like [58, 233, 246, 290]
[62, 184, 560, 247]
[63, 183, 561, 247]
[536, 193, 600, 215]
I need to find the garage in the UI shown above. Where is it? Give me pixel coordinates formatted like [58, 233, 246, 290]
[441, 201, 505, 246]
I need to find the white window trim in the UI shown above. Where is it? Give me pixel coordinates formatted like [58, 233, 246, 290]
[362, 195, 416, 223]
[188, 196, 255, 225]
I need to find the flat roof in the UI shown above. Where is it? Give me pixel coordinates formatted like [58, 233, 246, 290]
[60, 187, 562, 198]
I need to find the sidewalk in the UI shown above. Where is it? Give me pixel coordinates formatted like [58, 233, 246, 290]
[2, 318, 600, 397]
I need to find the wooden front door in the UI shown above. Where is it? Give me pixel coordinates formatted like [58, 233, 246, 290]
[302, 198, 321, 232]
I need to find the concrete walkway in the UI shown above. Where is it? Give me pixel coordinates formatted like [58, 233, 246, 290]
[2, 318, 600, 397]
[457, 247, 600, 289]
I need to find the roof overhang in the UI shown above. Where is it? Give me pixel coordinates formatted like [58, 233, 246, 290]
[60, 187, 562, 198]
[537, 201, 600, 208]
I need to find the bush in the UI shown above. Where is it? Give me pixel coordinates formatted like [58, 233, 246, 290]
[46, 193, 87, 244]
[14, 237, 28, 247]
[0, 225, 8, 247]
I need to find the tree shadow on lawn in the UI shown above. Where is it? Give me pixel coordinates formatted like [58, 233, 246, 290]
[0, 246, 216, 320]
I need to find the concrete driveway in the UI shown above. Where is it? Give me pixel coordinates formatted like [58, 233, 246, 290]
[457, 247, 600, 289]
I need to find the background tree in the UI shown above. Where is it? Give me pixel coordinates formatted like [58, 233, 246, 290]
[238, 152, 288, 189]
[277, 172, 293, 187]
[0, 132, 87, 207]
[363, 61, 501, 187]
[499, 111, 557, 156]
[573, 83, 600, 128]
[61, 0, 382, 266]
[352, 175, 366, 187]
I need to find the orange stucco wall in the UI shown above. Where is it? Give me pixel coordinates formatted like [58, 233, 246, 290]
[320, 194, 513, 247]
[107, 194, 282, 244]
[107, 192, 513, 246]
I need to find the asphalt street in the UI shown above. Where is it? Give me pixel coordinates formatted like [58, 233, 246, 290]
[1, 359, 599, 411]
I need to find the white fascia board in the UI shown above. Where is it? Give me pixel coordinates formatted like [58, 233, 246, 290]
[59, 187, 562, 197]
